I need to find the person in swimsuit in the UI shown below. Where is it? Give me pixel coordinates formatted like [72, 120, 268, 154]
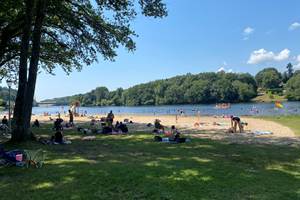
[230, 115, 242, 133]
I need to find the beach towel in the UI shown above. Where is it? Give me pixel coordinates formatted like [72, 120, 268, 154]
[253, 131, 273, 136]
[24, 149, 45, 168]
[82, 136, 96, 140]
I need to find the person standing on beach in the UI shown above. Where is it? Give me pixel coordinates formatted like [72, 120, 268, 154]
[107, 110, 115, 125]
[69, 110, 74, 126]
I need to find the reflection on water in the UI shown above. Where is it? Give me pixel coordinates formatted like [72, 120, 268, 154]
[25, 102, 300, 116]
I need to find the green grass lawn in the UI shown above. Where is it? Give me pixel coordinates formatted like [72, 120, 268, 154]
[260, 115, 300, 136]
[1, 124, 300, 200]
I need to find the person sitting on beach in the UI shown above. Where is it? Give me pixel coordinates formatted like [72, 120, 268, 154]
[230, 115, 243, 133]
[115, 121, 120, 129]
[90, 119, 96, 126]
[54, 117, 64, 131]
[170, 125, 181, 141]
[154, 119, 164, 133]
[118, 122, 128, 133]
[53, 130, 64, 144]
[102, 121, 113, 134]
[1, 116, 8, 126]
[32, 119, 40, 128]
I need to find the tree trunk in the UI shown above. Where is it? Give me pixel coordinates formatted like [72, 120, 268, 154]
[11, 0, 34, 142]
[23, 0, 47, 135]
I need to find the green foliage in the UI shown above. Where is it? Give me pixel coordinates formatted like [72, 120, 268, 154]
[0, 86, 17, 104]
[232, 80, 256, 102]
[255, 68, 282, 89]
[43, 72, 258, 106]
[285, 73, 300, 100]
[268, 91, 274, 99]
[282, 63, 294, 83]
[0, 0, 168, 78]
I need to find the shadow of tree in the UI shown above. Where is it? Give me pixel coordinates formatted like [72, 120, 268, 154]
[1, 126, 300, 200]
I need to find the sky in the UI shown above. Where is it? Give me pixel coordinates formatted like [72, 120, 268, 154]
[4, 0, 300, 101]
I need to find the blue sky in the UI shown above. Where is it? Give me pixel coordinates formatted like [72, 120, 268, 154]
[6, 0, 300, 100]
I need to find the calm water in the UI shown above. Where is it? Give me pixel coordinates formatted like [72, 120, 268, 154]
[26, 102, 300, 116]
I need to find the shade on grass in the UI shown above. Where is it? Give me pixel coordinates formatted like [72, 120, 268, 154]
[1, 125, 300, 200]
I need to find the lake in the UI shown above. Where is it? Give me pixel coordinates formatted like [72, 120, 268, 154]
[27, 102, 300, 116]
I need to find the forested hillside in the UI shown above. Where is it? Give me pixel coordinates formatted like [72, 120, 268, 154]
[41, 64, 300, 106]
[42, 72, 258, 106]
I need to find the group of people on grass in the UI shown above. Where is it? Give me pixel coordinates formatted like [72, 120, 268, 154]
[90, 110, 129, 134]
[152, 119, 188, 143]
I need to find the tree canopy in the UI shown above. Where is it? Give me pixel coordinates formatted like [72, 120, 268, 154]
[0, 0, 168, 77]
[0, 0, 167, 142]
[255, 68, 282, 89]
[43, 72, 258, 106]
[285, 73, 300, 101]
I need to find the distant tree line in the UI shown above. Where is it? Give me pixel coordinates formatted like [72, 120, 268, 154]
[41, 64, 300, 106]
[42, 72, 258, 106]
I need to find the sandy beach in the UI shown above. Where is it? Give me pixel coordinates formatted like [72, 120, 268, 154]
[30, 114, 295, 138]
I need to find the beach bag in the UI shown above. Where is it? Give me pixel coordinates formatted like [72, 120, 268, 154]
[3, 150, 25, 163]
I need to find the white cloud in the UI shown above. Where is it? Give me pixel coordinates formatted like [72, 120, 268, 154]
[289, 22, 300, 31]
[243, 27, 254, 40]
[217, 67, 225, 72]
[217, 67, 233, 73]
[244, 27, 254, 35]
[247, 48, 290, 64]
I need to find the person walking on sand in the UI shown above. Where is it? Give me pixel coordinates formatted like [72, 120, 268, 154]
[69, 110, 74, 126]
